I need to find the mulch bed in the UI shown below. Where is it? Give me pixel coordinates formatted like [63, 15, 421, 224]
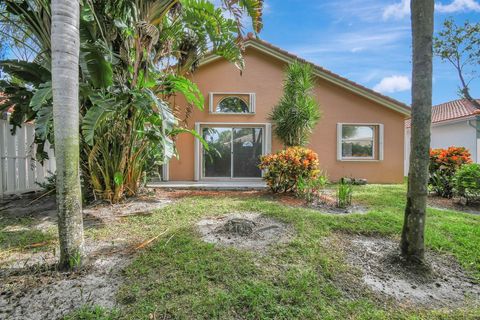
[428, 195, 480, 215]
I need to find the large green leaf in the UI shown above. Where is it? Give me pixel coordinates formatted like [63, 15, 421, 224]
[80, 43, 113, 89]
[144, 88, 177, 131]
[162, 75, 204, 110]
[30, 82, 52, 111]
[82, 94, 118, 145]
[0, 60, 51, 84]
[35, 105, 53, 141]
[170, 127, 209, 150]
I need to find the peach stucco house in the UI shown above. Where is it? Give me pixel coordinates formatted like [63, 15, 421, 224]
[164, 36, 411, 184]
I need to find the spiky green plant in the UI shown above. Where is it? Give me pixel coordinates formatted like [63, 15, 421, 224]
[270, 61, 321, 147]
[336, 180, 353, 208]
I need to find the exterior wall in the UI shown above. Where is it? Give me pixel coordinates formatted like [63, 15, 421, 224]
[404, 119, 478, 175]
[169, 47, 407, 183]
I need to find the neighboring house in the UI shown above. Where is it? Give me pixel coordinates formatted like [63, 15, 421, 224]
[166, 35, 411, 184]
[405, 99, 480, 175]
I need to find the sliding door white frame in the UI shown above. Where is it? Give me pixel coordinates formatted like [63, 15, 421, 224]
[194, 122, 272, 181]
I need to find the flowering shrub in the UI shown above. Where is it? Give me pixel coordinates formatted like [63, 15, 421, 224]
[454, 163, 480, 203]
[259, 147, 320, 193]
[429, 146, 471, 198]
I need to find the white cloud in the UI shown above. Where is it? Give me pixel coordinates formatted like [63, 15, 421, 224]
[373, 75, 411, 93]
[383, 0, 410, 20]
[382, 0, 480, 20]
[436, 0, 480, 12]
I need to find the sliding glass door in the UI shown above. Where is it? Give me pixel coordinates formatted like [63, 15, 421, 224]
[202, 127, 263, 179]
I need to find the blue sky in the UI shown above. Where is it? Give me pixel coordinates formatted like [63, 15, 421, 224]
[255, 0, 480, 106]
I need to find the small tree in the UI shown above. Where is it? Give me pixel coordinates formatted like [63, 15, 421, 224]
[270, 61, 321, 147]
[434, 18, 480, 106]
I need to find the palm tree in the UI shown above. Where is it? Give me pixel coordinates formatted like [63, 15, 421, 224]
[270, 61, 321, 147]
[51, 0, 84, 270]
[401, 0, 434, 263]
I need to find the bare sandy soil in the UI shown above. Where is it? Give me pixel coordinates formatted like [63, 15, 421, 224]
[0, 248, 128, 320]
[330, 234, 480, 309]
[197, 212, 294, 252]
[0, 192, 171, 320]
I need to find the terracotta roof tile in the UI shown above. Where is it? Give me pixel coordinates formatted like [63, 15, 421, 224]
[405, 99, 480, 128]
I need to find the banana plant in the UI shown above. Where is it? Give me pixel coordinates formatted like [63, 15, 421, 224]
[0, 0, 264, 202]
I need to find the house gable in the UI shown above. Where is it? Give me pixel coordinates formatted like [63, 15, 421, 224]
[200, 36, 411, 117]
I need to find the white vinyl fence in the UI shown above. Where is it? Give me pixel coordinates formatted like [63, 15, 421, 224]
[0, 119, 56, 196]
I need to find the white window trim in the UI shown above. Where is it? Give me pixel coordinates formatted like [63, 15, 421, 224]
[208, 92, 256, 114]
[336, 123, 384, 162]
[194, 122, 271, 181]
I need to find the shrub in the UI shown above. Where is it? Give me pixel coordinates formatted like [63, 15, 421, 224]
[336, 180, 353, 208]
[429, 146, 471, 198]
[296, 172, 328, 202]
[259, 147, 320, 193]
[454, 163, 480, 203]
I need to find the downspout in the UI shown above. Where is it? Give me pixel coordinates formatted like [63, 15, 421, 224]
[467, 114, 480, 163]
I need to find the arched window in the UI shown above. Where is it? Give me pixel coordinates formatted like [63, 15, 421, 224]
[216, 97, 249, 113]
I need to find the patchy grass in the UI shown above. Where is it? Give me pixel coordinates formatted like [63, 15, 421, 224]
[3, 184, 479, 319]
[63, 306, 119, 320]
[87, 184, 479, 319]
[0, 216, 57, 259]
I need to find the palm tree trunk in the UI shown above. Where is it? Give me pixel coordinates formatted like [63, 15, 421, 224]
[51, 0, 84, 270]
[401, 0, 434, 263]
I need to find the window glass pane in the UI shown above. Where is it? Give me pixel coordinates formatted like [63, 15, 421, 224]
[342, 125, 374, 158]
[203, 128, 232, 177]
[342, 125, 373, 140]
[216, 97, 249, 113]
[232, 128, 263, 178]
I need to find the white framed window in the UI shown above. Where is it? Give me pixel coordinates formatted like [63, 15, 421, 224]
[208, 92, 256, 114]
[337, 123, 384, 161]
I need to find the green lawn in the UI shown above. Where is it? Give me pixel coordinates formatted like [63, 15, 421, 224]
[78, 184, 479, 320]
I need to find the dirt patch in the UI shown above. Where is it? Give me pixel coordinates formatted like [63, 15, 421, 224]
[331, 234, 480, 308]
[0, 192, 57, 231]
[83, 196, 172, 223]
[197, 212, 294, 251]
[0, 192, 172, 231]
[428, 195, 480, 215]
[0, 192, 173, 319]
[0, 241, 131, 320]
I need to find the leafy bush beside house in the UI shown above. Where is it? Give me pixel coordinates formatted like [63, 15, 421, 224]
[454, 163, 480, 203]
[428, 146, 471, 198]
[259, 147, 320, 193]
